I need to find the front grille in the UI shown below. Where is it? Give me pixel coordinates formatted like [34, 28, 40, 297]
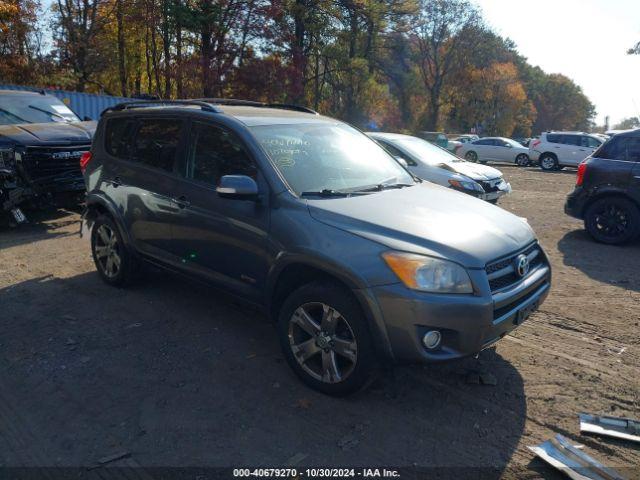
[478, 178, 503, 193]
[19, 145, 89, 192]
[486, 243, 545, 292]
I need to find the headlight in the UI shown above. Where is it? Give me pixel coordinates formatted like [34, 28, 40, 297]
[448, 179, 484, 192]
[382, 252, 473, 294]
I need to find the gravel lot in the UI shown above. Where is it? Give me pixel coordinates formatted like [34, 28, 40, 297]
[1, 165, 638, 478]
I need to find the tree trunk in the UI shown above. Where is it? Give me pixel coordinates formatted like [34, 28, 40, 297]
[162, 0, 171, 98]
[116, 0, 128, 97]
[175, 0, 183, 98]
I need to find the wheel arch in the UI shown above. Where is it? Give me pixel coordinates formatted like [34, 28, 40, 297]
[581, 190, 640, 218]
[85, 193, 133, 249]
[266, 258, 395, 362]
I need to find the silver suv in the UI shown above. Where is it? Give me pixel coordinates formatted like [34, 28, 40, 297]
[530, 132, 603, 171]
[83, 99, 552, 396]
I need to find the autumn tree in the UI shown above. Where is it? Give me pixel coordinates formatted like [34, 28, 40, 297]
[412, 0, 479, 130]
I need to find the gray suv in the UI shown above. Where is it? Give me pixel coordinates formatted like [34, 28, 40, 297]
[83, 100, 552, 396]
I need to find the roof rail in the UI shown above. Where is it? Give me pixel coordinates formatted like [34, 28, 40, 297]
[101, 98, 319, 117]
[101, 99, 222, 116]
[197, 98, 318, 115]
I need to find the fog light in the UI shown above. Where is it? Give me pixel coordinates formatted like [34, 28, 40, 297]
[422, 330, 441, 350]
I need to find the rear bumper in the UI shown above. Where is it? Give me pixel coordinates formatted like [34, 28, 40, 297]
[369, 264, 551, 363]
[565, 187, 588, 219]
[529, 150, 541, 161]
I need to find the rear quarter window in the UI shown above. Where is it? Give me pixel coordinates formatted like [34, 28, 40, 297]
[546, 134, 560, 143]
[105, 118, 136, 159]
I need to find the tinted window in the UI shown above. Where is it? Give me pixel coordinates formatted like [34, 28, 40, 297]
[474, 139, 494, 146]
[188, 122, 257, 185]
[105, 118, 136, 159]
[131, 119, 183, 172]
[560, 135, 581, 146]
[546, 134, 560, 143]
[627, 138, 640, 161]
[594, 137, 627, 160]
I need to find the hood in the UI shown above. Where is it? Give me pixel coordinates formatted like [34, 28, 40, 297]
[307, 183, 534, 269]
[0, 121, 96, 146]
[444, 161, 503, 180]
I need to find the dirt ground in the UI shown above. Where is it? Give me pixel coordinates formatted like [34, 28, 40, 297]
[0, 165, 638, 478]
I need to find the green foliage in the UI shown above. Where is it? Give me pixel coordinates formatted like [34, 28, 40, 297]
[4, 0, 597, 136]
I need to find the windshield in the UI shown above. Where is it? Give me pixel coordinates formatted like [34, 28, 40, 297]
[250, 123, 415, 195]
[391, 136, 463, 166]
[0, 94, 80, 125]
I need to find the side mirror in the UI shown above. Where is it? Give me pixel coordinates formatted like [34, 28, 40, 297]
[395, 157, 409, 168]
[216, 175, 259, 200]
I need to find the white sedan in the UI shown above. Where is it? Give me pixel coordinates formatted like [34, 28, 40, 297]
[367, 132, 512, 203]
[456, 137, 530, 166]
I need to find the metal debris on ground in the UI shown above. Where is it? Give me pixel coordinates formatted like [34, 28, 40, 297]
[528, 434, 626, 480]
[580, 413, 640, 443]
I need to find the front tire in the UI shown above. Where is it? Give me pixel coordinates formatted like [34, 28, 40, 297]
[91, 215, 138, 286]
[277, 281, 377, 396]
[540, 153, 558, 171]
[584, 197, 640, 245]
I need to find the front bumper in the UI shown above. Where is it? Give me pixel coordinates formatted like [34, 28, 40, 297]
[369, 262, 551, 363]
[479, 181, 511, 202]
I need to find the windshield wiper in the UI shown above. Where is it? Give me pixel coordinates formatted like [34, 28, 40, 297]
[28, 105, 69, 121]
[300, 189, 350, 198]
[351, 182, 415, 193]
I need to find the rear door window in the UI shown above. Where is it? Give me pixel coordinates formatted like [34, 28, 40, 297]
[560, 135, 581, 146]
[582, 136, 601, 148]
[625, 138, 640, 162]
[105, 118, 136, 159]
[131, 118, 184, 172]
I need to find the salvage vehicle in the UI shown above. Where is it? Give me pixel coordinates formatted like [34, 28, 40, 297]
[83, 99, 552, 396]
[367, 132, 511, 203]
[565, 128, 640, 244]
[0, 90, 95, 226]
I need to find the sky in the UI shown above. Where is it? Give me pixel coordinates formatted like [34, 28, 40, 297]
[474, 0, 640, 127]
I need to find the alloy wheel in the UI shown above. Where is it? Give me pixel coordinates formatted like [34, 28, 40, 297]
[465, 152, 478, 163]
[94, 224, 121, 278]
[288, 302, 357, 384]
[516, 154, 529, 166]
[592, 204, 629, 240]
[541, 156, 556, 170]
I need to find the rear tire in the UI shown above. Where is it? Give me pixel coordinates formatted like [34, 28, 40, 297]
[540, 153, 558, 171]
[277, 281, 378, 396]
[91, 215, 138, 287]
[465, 151, 478, 163]
[515, 153, 529, 167]
[584, 197, 640, 245]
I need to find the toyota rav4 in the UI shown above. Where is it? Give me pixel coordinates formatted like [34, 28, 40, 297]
[83, 99, 552, 396]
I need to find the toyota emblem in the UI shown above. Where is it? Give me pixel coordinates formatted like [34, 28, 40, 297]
[514, 254, 530, 278]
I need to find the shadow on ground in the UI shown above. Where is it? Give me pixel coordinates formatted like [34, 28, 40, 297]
[0, 208, 81, 249]
[1, 271, 526, 472]
[558, 229, 640, 291]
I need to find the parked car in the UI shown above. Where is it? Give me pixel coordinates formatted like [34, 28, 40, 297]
[0, 90, 95, 226]
[367, 132, 511, 203]
[83, 99, 551, 396]
[529, 132, 604, 171]
[457, 137, 530, 166]
[565, 129, 640, 244]
[452, 134, 479, 144]
[416, 131, 448, 149]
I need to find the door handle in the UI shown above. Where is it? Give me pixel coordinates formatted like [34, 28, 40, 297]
[173, 195, 191, 209]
